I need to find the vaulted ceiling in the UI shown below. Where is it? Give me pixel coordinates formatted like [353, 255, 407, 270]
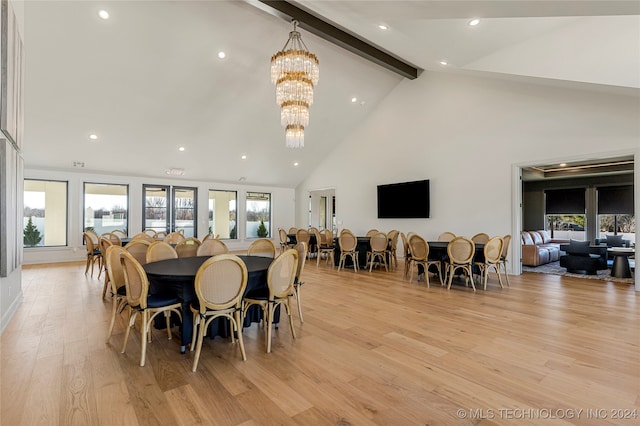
[21, 1, 640, 187]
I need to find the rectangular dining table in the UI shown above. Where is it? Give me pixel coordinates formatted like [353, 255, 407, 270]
[143, 254, 275, 352]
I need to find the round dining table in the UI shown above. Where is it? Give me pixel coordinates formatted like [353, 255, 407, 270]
[143, 255, 274, 352]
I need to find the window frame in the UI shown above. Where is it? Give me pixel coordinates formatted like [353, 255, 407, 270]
[83, 181, 129, 240]
[23, 178, 68, 248]
[245, 191, 272, 239]
[208, 189, 238, 240]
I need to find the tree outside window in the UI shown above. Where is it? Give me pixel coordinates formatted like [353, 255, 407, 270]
[23, 179, 67, 247]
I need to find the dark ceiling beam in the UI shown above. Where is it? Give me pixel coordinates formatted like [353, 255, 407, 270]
[251, 0, 421, 80]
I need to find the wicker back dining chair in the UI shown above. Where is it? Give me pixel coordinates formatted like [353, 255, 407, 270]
[365, 229, 379, 237]
[471, 232, 490, 245]
[386, 229, 399, 269]
[197, 238, 229, 256]
[278, 228, 294, 253]
[366, 232, 389, 272]
[293, 242, 308, 323]
[119, 250, 182, 366]
[400, 232, 411, 279]
[164, 232, 186, 245]
[407, 234, 443, 286]
[474, 236, 504, 290]
[99, 236, 114, 295]
[83, 231, 102, 277]
[446, 237, 476, 291]
[498, 234, 512, 287]
[317, 229, 335, 267]
[104, 245, 128, 343]
[111, 229, 127, 239]
[124, 239, 151, 266]
[190, 254, 248, 371]
[438, 231, 456, 242]
[337, 229, 359, 272]
[131, 232, 155, 242]
[146, 241, 178, 263]
[247, 238, 278, 258]
[175, 237, 201, 258]
[243, 249, 298, 353]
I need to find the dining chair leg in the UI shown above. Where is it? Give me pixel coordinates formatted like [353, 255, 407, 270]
[466, 266, 477, 291]
[424, 264, 430, 288]
[121, 309, 137, 354]
[190, 314, 200, 351]
[495, 265, 504, 288]
[266, 302, 274, 353]
[287, 300, 297, 339]
[140, 311, 149, 367]
[295, 286, 304, 323]
[106, 297, 121, 343]
[234, 311, 247, 361]
[502, 262, 510, 286]
[447, 265, 454, 290]
[191, 319, 206, 372]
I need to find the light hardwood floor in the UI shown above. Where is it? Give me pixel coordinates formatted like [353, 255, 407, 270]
[2, 259, 639, 425]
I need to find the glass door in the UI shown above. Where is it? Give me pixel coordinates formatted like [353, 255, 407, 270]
[143, 185, 197, 237]
[143, 185, 169, 233]
[173, 187, 197, 238]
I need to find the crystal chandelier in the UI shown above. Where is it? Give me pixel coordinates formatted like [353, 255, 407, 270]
[271, 20, 319, 148]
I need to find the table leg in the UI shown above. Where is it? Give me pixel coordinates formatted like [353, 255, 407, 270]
[611, 255, 632, 278]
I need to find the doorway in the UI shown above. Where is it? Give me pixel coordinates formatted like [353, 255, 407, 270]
[308, 188, 336, 232]
[514, 154, 637, 288]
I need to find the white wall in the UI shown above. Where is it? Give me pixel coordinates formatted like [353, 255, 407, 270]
[296, 71, 640, 286]
[23, 169, 295, 264]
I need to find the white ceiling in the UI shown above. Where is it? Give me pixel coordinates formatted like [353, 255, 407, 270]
[21, 1, 640, 187]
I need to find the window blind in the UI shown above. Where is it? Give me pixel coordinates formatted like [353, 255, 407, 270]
[597, 185, 634, 214]
[545, 188, 586, 214]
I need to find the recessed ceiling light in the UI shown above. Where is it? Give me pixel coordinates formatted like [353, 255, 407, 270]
[241, 155, 247, 160]
[98, 10, 109, 20]
[468, 19, 480, 26]
[351, 97, 358, 103]
[439, 60, 448, 66]
[178, 146, 185, 152]
[217, 51, 226, 59]
[88, 133, 98, 140]
[378, 24, 388, 30]
[293, 162, 299, 167]
[559, 163, 567, 167]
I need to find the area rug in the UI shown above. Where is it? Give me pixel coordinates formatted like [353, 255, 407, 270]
[523, 261, 635, 284]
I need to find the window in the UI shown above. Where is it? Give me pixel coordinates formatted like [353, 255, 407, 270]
[246, 192, 271, 238]
[143, 185, 197, 237]
[545, 188, 586, 240]
[597, 185, 635, 240]
[208, 190, 237, 239]
[320, 196, 327, 230]
[84, 183, 128, 236]
[23, 179, 67, 247]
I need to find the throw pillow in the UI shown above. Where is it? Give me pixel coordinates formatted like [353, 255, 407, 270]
[605, 234, 624, 247]
[567, 239, 590, 256]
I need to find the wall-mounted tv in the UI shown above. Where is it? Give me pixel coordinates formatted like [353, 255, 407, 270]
[377, 179, 430, 219]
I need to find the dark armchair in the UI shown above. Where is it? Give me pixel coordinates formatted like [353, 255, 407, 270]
[595, 234, 630, 248]
[559, 240, 607, 275]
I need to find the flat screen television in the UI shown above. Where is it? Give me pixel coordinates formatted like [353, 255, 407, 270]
[377, 179, 430, 219]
